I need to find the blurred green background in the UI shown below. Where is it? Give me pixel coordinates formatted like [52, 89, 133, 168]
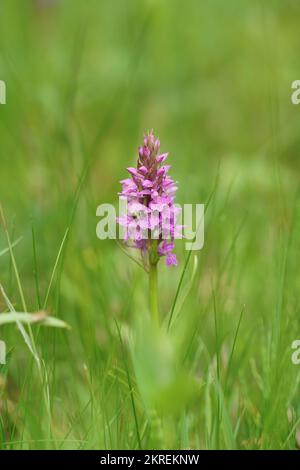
[0, 0, 300, 450]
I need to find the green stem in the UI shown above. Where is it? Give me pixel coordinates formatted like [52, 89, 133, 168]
[149, 262, 159, 324]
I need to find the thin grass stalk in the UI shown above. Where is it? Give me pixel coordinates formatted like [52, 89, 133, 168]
[0, 204, 53, 439]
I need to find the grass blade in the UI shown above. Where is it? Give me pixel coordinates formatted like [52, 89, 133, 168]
[167, 185, 216, 330]
[0, 311, 70, 328]
[115, 320, 142, 450]
[43, 228, 69, 309]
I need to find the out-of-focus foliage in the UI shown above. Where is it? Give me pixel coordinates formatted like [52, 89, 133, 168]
[0, 0, 300, 449]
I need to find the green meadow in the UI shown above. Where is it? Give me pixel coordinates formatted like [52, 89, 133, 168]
[0, 0, 300, 450]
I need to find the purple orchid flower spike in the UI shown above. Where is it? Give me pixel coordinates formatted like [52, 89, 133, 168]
[117, 130, 182, 266]
[117, 131, 183, 323]
[117, 130, 182, 324]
